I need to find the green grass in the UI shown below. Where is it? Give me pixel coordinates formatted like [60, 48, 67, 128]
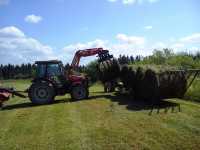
[0, 80, 200, 150]
[184, 78, 200, 102]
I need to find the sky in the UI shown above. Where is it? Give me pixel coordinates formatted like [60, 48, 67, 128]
[0, 0, 200, 65]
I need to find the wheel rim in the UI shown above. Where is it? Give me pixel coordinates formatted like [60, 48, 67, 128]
[34, 87, 49, 100]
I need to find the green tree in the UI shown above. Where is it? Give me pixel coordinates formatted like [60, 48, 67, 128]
[84, 61, 99, 82]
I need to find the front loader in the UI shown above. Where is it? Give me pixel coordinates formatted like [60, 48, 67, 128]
[27, 48, 119, 104]
[0, 48, 118, 106]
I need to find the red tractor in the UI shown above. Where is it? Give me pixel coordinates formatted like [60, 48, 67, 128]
[28, 48, 114, 104]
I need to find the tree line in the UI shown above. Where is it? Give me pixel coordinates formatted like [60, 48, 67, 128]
[0, 48, 200, 80]
[0, 64, 35, 79]
[0, 63, 84, 80]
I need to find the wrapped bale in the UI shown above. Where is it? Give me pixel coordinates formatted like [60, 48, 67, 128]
[132, 68, 159, 102]
[119, 66, 187, 101]
[99, 60, 187, 101]
[120, 65, 136, 89]
[98, 58, 121, 83]
[171, 72, 187, 98]
[141, 69, 159, 102]
[134, 67, 145, 100]
[158, 71, 187, 99]
[158, 72, 172, 99]
[178, 72, 187, 98]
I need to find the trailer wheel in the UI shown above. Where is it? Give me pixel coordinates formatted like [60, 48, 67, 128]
[29, 82, 55, 104]
[71, 85, 88, 101]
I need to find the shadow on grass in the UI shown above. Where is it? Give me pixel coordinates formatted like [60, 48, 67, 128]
[104, 93, 181, 115]
[1, 99, 68, 111]
[1, 95, 106, 111]
[1, 93, 181, 114]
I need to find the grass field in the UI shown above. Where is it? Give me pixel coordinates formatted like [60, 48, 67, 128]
[0, 80, 200, 150]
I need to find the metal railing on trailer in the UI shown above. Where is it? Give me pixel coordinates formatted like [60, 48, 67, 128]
[167, 69, 200, 92]
[149, 69, 200, 115]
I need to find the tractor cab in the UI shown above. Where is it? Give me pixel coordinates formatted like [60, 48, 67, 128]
[35, 60, 66, 88]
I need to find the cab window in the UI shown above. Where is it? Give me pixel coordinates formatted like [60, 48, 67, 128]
[36, 64, 46, 78]
[47, 64, 61, 76]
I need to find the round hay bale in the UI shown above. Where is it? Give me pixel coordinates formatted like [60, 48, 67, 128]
[158, 71, 187, 99]
[120, 66, 136, 89]
[134, 67, 145, 100]
[158, 72, 172, 99]
[120, 65, 129, 87]
[141, 69, 159, 102]
[98, 58, 120, 83]
[172, 72, 187, 98]
[171, 72, 181, 97]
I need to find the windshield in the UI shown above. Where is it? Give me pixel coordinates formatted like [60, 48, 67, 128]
[47, 64, 62, 76]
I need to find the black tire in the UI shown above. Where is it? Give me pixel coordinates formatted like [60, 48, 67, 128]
[28, 82, 55, 104]
[71, 85, 89, 101]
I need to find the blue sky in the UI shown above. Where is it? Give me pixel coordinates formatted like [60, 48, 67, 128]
[0, 0, 200, 64]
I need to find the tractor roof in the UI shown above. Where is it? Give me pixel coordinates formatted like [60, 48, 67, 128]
[35, 60, 62, 64]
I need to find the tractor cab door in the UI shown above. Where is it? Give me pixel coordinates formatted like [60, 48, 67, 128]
[36, 64, 46, 78]
[46, 63, 66, 88]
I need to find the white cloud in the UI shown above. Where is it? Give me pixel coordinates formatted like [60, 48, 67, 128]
[62, 34, 148, 64]
[0, 26, 25, 38]
[116, 34, 145, 45]
[151, 33, 200, 52]
[152, 42, 166, 49]
[63, 39, 108, 53]
[62, 32, 200, 64]
[110, 43, 151, 57]
[25, 14, 43, 24]
[180, 33, 200, 44]
[0, 0, 9, 5]
[144, 26, 153, 30]
[0, 26, 55, 64]
[171, 43, 184, 50]
[1, 27, 199, 65]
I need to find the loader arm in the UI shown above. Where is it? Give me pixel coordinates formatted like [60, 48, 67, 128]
[71, 48, 112, 69]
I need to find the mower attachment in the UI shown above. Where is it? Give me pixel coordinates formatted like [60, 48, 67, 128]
[0, 87, 27, 107]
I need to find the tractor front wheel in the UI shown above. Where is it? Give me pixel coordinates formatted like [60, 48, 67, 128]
[28, 82, 55, 104]
[71, 85, 88, 101]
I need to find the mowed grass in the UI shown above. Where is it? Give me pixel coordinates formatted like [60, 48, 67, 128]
[0, 80, 200, 150]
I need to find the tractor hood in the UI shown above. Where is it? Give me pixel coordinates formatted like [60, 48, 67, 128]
[68, 75, 86, 83]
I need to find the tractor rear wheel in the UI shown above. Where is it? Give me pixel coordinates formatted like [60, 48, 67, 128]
[71, 85, 88, 101]
[28, 82, 55, 104]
